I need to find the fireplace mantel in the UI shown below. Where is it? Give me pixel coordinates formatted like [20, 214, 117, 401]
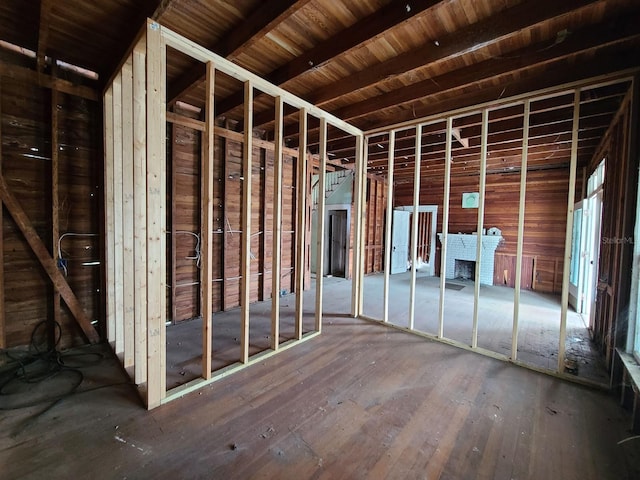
[437, 233, 503, 285]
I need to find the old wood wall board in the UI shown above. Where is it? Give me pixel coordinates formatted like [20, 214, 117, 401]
[51, 86, 61, 344]
[0, 175, 99, 343]
[0, 77, 3, 348]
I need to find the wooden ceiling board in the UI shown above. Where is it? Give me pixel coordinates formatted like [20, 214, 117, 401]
[0, 0, 38, 51]
[46, 0, 147, 74]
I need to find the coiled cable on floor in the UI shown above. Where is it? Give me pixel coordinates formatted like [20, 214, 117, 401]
[0, 320, 105, 410]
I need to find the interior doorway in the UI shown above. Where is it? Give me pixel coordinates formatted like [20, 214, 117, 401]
[569, 161, 604, 321]
[325, 207, 350, 278]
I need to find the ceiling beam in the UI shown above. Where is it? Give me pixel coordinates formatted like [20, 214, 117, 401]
[214, 0, 443, 115]
[328, 16, 640, 124]
[167, 0, 313, 104]
[306, 0, 601, 107]
[356, 47, 640, 133]
[36, 0, 54, 73]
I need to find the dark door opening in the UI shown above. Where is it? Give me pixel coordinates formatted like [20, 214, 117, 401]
[327, 209, 348, 277]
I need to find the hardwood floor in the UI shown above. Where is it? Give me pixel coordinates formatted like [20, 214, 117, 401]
[1, 313, 639, 479]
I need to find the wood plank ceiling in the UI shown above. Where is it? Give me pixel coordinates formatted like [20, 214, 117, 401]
[1, 0, 638, 178]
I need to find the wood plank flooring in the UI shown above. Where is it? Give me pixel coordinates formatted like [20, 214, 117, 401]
[1, 313, 639, 479]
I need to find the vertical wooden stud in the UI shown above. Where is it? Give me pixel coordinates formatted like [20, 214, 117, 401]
[351, 134, 364, 317]
[145, 20, 167, 408]
[438, 118, 453, 338]
[383, 131, 396, 323]
[104, 86, 115, 345]
[512, 100, 530, 360]
[295, 109, 307, 339]
[112, 72, 124, 356]
[0, 77, 4, 348]
[559, 89, 581, 372]
[201, 61, 215, 378]
[121, 55, 135, 369]
[132, 36, 147, 384]
[315, 118, 328, 332]
[409, 125, 422, 330]
[51, 86, 61, 344]
[472, 109, 489, 349]
[271, 96, 284, 350]
[240, 80, 253, 363]
[358, 141, 368, 314]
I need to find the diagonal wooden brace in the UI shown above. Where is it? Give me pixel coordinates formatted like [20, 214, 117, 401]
[0, 175, 100, 343]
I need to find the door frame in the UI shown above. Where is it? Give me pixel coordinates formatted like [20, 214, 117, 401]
[324, 204, 351, 278]
[395, 205, 438, 276]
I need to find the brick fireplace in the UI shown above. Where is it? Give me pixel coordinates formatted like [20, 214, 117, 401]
[438, 233, 503, 285]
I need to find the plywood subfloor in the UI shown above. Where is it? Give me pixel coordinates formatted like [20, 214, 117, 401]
[1, 313, 639, 479]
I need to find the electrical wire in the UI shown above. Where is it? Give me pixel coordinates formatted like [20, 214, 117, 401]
[56, 232, 99, 276]
[175, 231, 201, 268]
[0, 320, 127, 411]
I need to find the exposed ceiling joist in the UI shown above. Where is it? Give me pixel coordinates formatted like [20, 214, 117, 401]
[215, 0, 442, 115]
[167, 0, 313, 104]
[306, 0, 601, 107]
[326, 17, 640, 124]
[36, 0, 53, 73]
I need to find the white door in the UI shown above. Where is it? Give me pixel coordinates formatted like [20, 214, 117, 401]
[391, 210, 410, 274]
[569, 200, 587, 312]
[586, 192, 603, 327]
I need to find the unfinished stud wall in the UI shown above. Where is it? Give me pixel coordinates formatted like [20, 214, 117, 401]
[395, 170, 573, 293]
[104, 20, 364, 409]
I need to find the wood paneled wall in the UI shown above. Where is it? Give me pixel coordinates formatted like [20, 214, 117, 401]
[395, 168, 575, 293]
[167, 122, 298, 322]
[363, 177, 387, 274]
[0, 74, 101, 349]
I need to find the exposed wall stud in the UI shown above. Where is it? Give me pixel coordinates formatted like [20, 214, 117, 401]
[315, 118, 328, 333]
[383, 131, 396, 323]
[121, 55, 135, 369]
[295, 109, 308, 339]
[472, 109, 489, 349]
[145, 20, 167, 409]
[240, 80, 253, 363]
[201, 61, 215, 378]
[409, 124, 422, 329]
[132, 37, 147, 384]
[351, 134, 364, 317]
[438, 118, 453, 338]
[271, 96, 284, 350]
[112, 72, 124, 357]
[559, 89, 581, 372]
[512, 100, 530, 360]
